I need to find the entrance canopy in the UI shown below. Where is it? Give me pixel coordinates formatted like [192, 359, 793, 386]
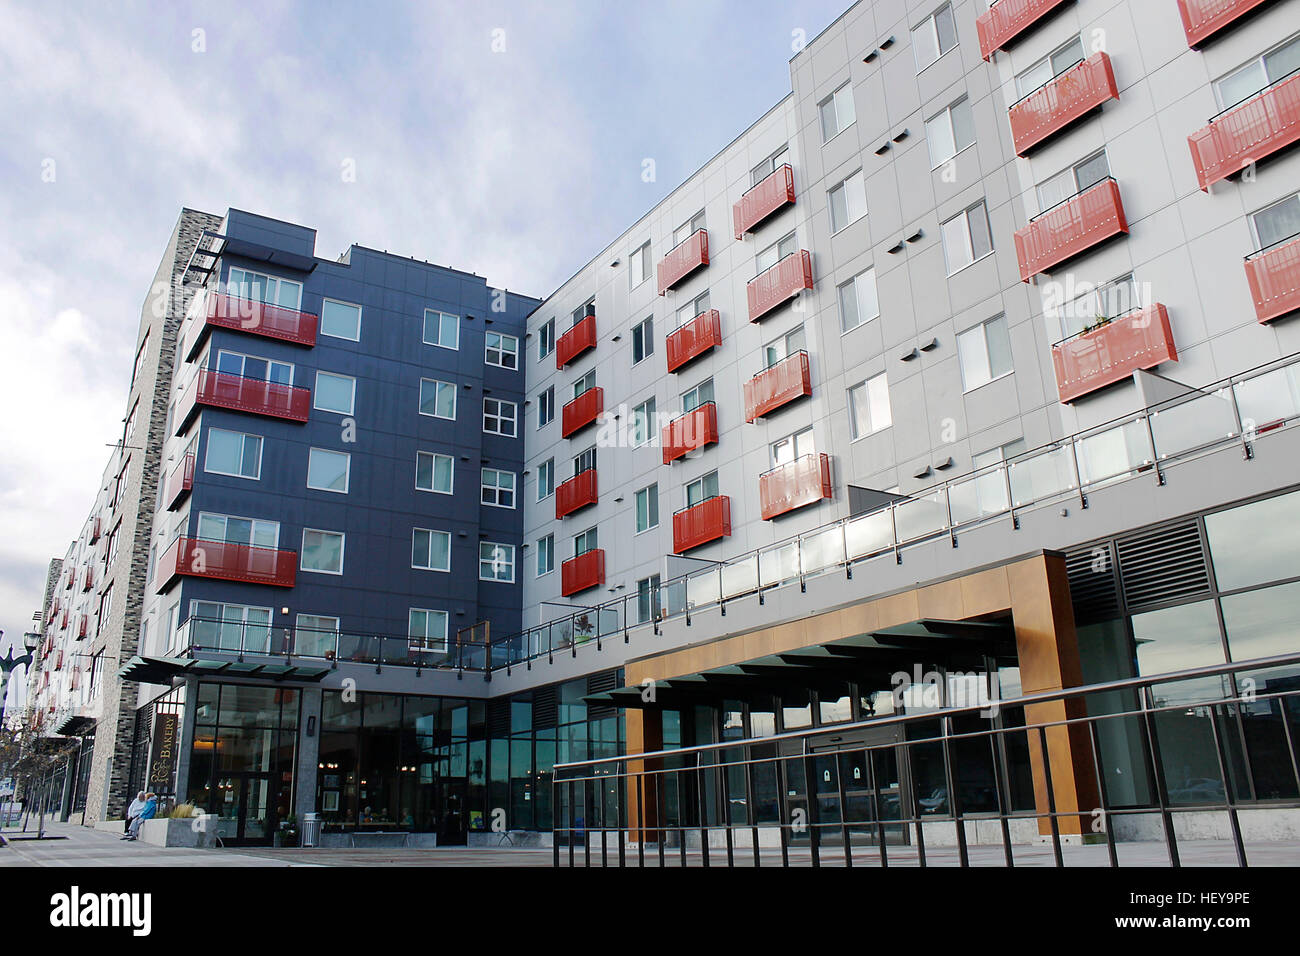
[118, 655, 332, 685]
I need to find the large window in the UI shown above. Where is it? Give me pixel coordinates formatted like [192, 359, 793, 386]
[848, 373, 892, 438]
[756, 231, 798, 273]
[301, 529, 345, 574]
[412, 528, 452, 572]
[537, 534, 555, 577]
[1251, 193, 1300, 250]
[295, 614, 339, 656]
[307, 447, 350, 493]
[1205, 489, 1300, 591]
[632, 316, 654, 365]
[818, 82, 856, 142]
[226, 267, 302, 310]
[216, 349, 292, 385]
[1036, 152, 1110, 212]
[941, 201, 993, 274]
[828, 170, 866, 233]
[416, 451, 453, 494]
[423, 309, 460, 350]
[772, 427, 815, 467]
[419, 378, 457, 419]
[485, 331, 519, 369]
[408, 609, 449, 653]
[314, 371, 356, 415]
[205, 428, 262, 479]
[483, 398, 517, 437]
[1016, 36, 1084, 98]
[481, 468, 516, 508]
[631, 397, 657, 447]
[751, 145, 789, 187]
[196, 512, 279, 548]
[628, 240, 651, 288]
[1214, 35, 1300, 109]
[537, 459, 555, 500]
[320, 299, 362, 341]
[685, 471, 719, 508]
[189, 601, 272, 652]
[634, 484, 659, 533]
[682, 378, 714, 414]
[912, 3, 957, 72]
[479, 542, 516, 583]
[838, 267, 879, 333]
[926, 96, 975, 167]
[957, 315, 1013, 391]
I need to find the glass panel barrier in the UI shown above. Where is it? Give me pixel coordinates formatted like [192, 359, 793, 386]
[1008, 444, 1075, 507]
[844, 508, 894, 559]
[721, 554, 759, 599]
[760, 542, 800, 587]
[894, 491, 947, 542]
[800, 526, 845, 575]
[1150, 388, 1238, 460]
[1234, 365, 1300, 434]
[947, 466, 1009, 525]
[687, 568, 721, 609]
[1077, 418, 1151, 488]
[662, 579, 688, 618]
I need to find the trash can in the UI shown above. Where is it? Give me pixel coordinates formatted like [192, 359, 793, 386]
[302, 812, 321, 848]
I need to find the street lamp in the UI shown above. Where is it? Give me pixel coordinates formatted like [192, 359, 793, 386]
[0, 630, 38, 729]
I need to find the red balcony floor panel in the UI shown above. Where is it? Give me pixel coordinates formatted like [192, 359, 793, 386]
[977, 0, 1073, 60]
[1052, 304, 1178, 403]
[760, 454, 832, 521]
[673, 495, 732, 553]
[744, 352, 812, 423]
[175, 369, 311, 436]
[561, 549, 605, 596]
[747, 250, 813, 322]
[662, 403, 719, 464]
[555, 469, 599, 519]
[556, 313, 597, 369]
[1177, 0, 1273, 48]
[657, 230, 709, 295]
[1015, 179, 1129, 282]
[1246, 236, 1300, 323]
[166, 453, 197, 511]
[1009, 51, 1119, 156]
[561, 386, 604, 439]
[1189, 72, 1300, 191]
[157, 536, 298, 592]
[184, 292, 319, 361]
[734, 164, 796, 240]
[665, 309, 722, 373]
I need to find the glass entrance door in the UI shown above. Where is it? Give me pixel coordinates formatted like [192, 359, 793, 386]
[213, 772, 276, 845]
[803, 728, 910, 847]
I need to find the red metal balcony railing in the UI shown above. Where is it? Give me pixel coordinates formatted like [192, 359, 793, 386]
[1051, 304, 1178, 404]
[673, 495, 732, 553]
[561, 386, 604, 438]
[747, 251, 814, 322]
[88, 516, 101, 544]
[1014, 178, 1129, 282]
[1188, 71, 1300, 191]
[734, 164, 796, 239]
[662, 403, 719, 465]
[174, 368, 311, 436]
[156, 535, 298, 593]
[1246, 234, 1300, 324]
[556, 313, 597, 369]
[165, 453, 197, 511]
[77, 616, 88, 639]
[1009, 51, 1119, 156]
[666, 309, 722, 373]
[760, 453, 833, 521]
[59, 611, 69, 631]
[82, 567, 94, 592]
[744, 351, 812, 423]
[1177, 0, 1272, 48]
[555, 469, 599, 519]
[55, 650, 64, 670]
[561, 549, 605, 596]
[657, 230, 709, 295]
[183, 292, 319, 361]
[977, 0, 1072, 60]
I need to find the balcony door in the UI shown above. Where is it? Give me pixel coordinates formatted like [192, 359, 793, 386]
[196, 512, 281, 579]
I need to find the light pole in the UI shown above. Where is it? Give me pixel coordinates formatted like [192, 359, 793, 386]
[0, 630, 38, 730]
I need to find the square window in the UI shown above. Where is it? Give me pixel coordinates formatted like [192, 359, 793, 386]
[483, 398, 517, 437]
[306, 447, 350, 493]
[925, 97, 975, 167]
[419, 378, 457, 419]
[204, 428, 262, 479]
[635, 483, 659, 533]
[320, 299, 362, 341]
[485, 331, 519, 369]
[941, 201, 993, 274]
[408, 608, 448, 653]
[423, 309, 460, 350]
[301, 529, 345, 574]
[481, 468, 516, 508]
[314, 371, 356, 415]
[412, 528, 452, 572]
[416, 452, 454, 494]
[479, 542, 516, 582]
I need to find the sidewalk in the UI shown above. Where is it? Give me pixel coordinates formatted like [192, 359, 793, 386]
[0, 821, 303, 867]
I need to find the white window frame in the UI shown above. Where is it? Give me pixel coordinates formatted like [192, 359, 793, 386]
[419, 378, 457, 420]
[537, 459, 555, 501]
[416, 451, 454, 495]
[423, 309, 460, 350]
[320, 298, 362, 342]
[538, 318, 555, 361]
[631, 397, 657, 447]
[828, 170, 867, 234]
[226, 267, 303, 310]
[204, 427, 263, 480]
[314, 371, 356, 416]
[300, 528, 345, 575]
[629, 240, 652, 289]
[941, 201, 994, 276]
[536, 534, 555, 577]
[479, 542, 516, 583]
[408, 608, 449, 653]
[925, 96, 975, 169]
[481, 468, 516, 509]
[848, 373, 892, 440]
[196, 511, 280, 549]
[412, 528, 452, 572]
[911, 3, 958, 73]
[957, 315, 1014, 393]
[483, 397, 518, 437]
[632, 315, 654, 365]
[306, 447, 351, 494]
[485, 331, 519, 369]
[538, 385, 555, 428]
[838, 267, 879, 334]
[634, 484, 659, 534]
[819, 83, 857, 143]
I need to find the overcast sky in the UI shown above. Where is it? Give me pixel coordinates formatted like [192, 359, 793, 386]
[0, 0, 846, 688]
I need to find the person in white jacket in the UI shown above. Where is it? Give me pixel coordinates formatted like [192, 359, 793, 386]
[122, 791, 146, 840]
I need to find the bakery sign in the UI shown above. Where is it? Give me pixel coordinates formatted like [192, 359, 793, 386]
[146, 713, 179, 794]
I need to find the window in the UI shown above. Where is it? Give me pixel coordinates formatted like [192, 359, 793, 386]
[301, 529, 345, 574]
[416, 451, 454, 494]
[572, 297, 596, 327]
[629, 240, 652, 288]
[765, 325, 806, 368]
[483, 398, 518, 437]
[536, 534, 555, 576]
[941, 201, 994, 274]
[1036, 152, 1110, 212]
[485, 331, 519, 369]
[686, 471, 719, 508]
[537, 459, 555, 500]
[772, 427, 815, 467]
[538, 318, 555, 360]
[320, 299, 362, 341]
[957, 315, 1014, 391]
[538, 385, 555, 427]
[205, 428, 262, 479]
[189, 601, 271, 652]
[196, 512, 279, 548]
[838, 268, 879, 333]
[296, 614, 339, 655]
[419, 378, 457, 419]
[123, 402, 139, 448]
[306, 448, 350, 493]
[818, 83, 856, 142]
[96, 586, 113, 638]
[926, 97, 975, 167]
[131, 333, 149, 391]
[1214, 35, 1300, 109]
[751, 145, 790, 187]
[481, 468, 516, 508]
[848, 373, 892, 438]
[1251, 193, 1300, 251]
[1057, 273, 1140, 339]
[635, 484, 659, 533]
[408, 608, 449, 653]
[423, 309, 460, 350]
[682, 378, 714, 414]
[1206, 489, 1300, 591]
[573, 446, 596, 477]
[912, 3, 957, 71]
[636, 575, 661, 624]
[314, 371, 356, 415]
[216, 349, 293, 385]
[412, 528, 452, 572]
[227, 267, 303, 310]
[632, 316, 654, 364]
[631, 397, 657, 447]
[756, 232, 798, 274]
[573, 369, 596, 399]
[828, 170, 867, 234]
[1016, 36, 1084, 98]
[676, 291, 710, 329]
[673, 210, 706, 246]
[479, 542, 516, 582]
[574, 527, 598, 556]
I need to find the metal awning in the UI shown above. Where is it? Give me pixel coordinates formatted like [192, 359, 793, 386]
[54, 714, 96, 737]
[118, 655, 332, 685]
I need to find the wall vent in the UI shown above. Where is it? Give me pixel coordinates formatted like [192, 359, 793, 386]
[1116, 520, 1212, 611]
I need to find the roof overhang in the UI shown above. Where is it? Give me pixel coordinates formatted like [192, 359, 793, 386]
[118, 656, 331, 685]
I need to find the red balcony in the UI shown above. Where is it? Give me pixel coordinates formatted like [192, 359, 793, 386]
[82, 567, 94, 592]
[561, 549, 605, 596]
[165, 453, 197, 511]
[1014, 178, 1129, 282]
[556, 313, 597, 369]
[662, 403, 719, 465]
[88, 516, 101, 544]
[63, 572, 72, 591]
[734, 164, 796, 239]
[555, 469, 599, 519]
[665, 309, 722, 373]
[1246, 235, 1300, 323]
[77, 616, 88, 639]
[744, 351, 812, 423]
[1188, 72, 1300, 191]
[673, 495, 732, 553]
[183, 292, 319, 361]
[760, 454, 833, 521]
[977, 0, 1072, 60]
[156, 535, 298, 593]
[174, 368, 311, 436]
[60, 611, 69, 631]
[561, 386, 604, 439]
[1051, 304, 1178, 403]
[55, 650, 64, 670]
[657, 230, 709, 295]
[747, 251, 813, 322]
[1177, 0, 1272, 48]
[1009, 51, 1119, 156]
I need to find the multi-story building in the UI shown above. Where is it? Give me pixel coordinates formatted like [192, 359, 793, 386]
[36, 0, 1300, 850]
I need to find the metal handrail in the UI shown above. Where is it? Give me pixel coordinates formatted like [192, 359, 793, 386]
[1008, 54, 1086, 110]
[1245, 228, 1300, 260]
[1208, 63, 1300, 122]
[1027, 175, 1115, 224]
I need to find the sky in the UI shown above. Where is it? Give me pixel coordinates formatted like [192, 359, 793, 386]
[0, 0, 848, 688]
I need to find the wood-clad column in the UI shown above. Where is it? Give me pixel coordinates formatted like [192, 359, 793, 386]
[624, 708, 662, 844]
